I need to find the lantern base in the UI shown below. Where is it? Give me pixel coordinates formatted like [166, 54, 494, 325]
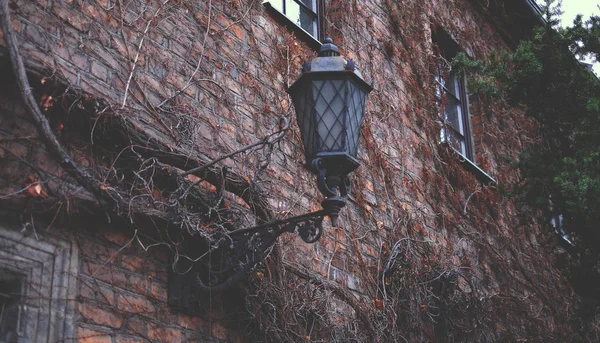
[311, 158, 351, 227]
[306, 152, 360, 176]
[322, 196, 346, 227]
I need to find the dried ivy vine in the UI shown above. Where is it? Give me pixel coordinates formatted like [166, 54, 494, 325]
[0, 0, 596, 342]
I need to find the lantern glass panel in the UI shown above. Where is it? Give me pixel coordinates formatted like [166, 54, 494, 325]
[292, 81, 316, 159]
[312, 79, 346, 152]
[346, 80, 368, 157]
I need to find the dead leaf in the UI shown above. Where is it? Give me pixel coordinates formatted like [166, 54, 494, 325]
[185, 174, 201, 183]
[373, 298, 383, 310]
[152, 188, 162, 201]
[25, 182, 47, 198]
[39, 94, 53, 111]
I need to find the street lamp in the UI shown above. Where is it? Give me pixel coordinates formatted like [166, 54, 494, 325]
[288, 38, 373, 226]
[197, 38, 372, 290]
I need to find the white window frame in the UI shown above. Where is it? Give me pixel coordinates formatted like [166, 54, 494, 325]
[263, 0, 324, 49]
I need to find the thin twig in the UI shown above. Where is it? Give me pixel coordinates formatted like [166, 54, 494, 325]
[463, 189, 481, 214]
[157, 0, 212, 108]
[180, 122, 290, 177]
[181, 136, 268, 176]
[121, 0, 170, 108]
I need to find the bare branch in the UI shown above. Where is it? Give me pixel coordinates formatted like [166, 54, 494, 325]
[121, 0, 170, 108]
[283, 260, 379, 343]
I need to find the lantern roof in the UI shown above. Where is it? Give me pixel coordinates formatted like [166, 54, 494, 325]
[288, 38, 373, 94]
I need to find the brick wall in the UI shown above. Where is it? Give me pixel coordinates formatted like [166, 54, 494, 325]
[0, 88, 247, 342]
[76, 224, 247, 343]
[0, 0, 586, 341]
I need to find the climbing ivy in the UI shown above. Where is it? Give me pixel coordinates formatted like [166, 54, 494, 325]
[454, 0, 600, 299]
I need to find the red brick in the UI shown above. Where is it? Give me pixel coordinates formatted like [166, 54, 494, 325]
[0, 1, 580, 341]
[79, 239, 115, 263]
[148, 325, 182, 343]
[95, 0, 110, 9]
[211, 323, 228, 340]
[149, 282, 168, 303]
[83, 262, 127, 288]
[228, 25, 245, 40]
[82, 3, 104, 21]
[214, 13, 233, 28]
[79, 279, 116, 306]
[128, 274, 150, 295]
[54, 45, 89, 71]
[124, 316, 147, 336]
[91, 61, 110, 81]
[120, 254, 145, 272]
[80, 74, 113, 100]
[118, 294, 155, 315]
[111, 36, 131, 60]
[52, 6, 91, 31]
[115, 336, 146, 343]
[152, 269, 169, 284]
[102, 231, 133, 247]
[177, 314, 208, 331]
[79, 302, 124, 328]
[77, 327, 111, 343]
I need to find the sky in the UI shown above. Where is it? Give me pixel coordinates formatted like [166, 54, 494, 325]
[538, 0, 600, 73]
[556, 0, 600, 27]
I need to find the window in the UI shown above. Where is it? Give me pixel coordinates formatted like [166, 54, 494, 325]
[433, 28, 496, 184]
[549, 203, 575, 247]
[435, 53, 474, 161]
[0, 227, 78, 342]
[263, 1, 324, 49]
[0, 269, 25, 343]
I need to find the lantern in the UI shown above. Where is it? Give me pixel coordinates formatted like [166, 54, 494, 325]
[288, 38, 373, 225]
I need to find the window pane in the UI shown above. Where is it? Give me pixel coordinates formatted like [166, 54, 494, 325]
[442, 127, 467, 155]
[446, 70, 459, 97]
[299, 8, 316, 34]
[434, 76, 444, 99]
[285, 0, 300, 17]
[270, 0, 284, 12]
[444, 94, 463, 134]
[285, 0, 316, 36]
[299, 0, 315, 11]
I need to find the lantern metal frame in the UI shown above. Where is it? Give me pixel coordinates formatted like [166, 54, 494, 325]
[196, 39, 372, 290]
[288, 39, 373, 176]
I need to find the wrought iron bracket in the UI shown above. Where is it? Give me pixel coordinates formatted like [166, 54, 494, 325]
[196, 209, 332, 291]
[195, 160, 350, 291]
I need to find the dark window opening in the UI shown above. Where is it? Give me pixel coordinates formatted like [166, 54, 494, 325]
[0, 269, 25, 343]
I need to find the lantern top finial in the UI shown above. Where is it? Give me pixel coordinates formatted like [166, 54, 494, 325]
[319, 38, 340, 57]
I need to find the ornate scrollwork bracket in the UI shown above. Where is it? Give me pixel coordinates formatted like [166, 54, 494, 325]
[196, 161, 349, 291]
[196, 209, 328, 291]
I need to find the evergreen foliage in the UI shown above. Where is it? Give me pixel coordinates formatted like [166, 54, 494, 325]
[454, 0, 600, 298]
